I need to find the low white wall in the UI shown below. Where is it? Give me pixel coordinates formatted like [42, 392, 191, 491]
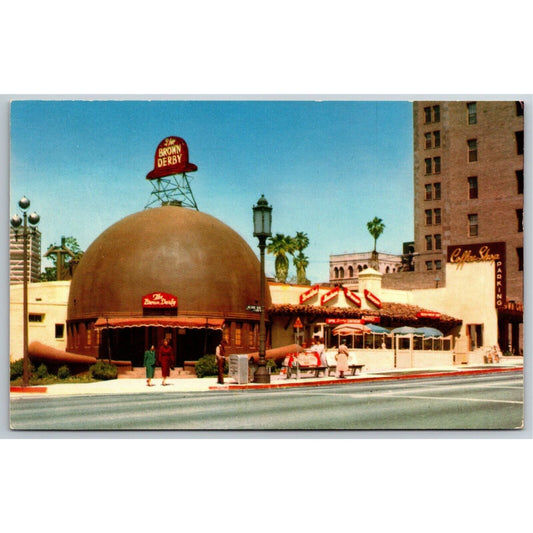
[325, 348, 395, 371]
[412, 350, 454, 368]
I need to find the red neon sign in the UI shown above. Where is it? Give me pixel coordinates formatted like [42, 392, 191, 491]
[343, 287, 361, 307]
[299, 284, 320, 304]
[321, 287, 340, 305]
[142, 292, 178, 309]
[364, 289, 382, 309]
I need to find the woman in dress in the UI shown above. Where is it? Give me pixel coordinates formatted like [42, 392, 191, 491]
[336, 342, 349, 379]
[158, 339, 174, 386]
[144, 345, 156, 386]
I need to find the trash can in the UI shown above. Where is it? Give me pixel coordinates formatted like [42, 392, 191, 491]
[229, 354, 249, 384]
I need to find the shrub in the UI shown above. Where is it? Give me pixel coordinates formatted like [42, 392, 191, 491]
[57, 365, 71, 380]
[10, 359, 35, 381]
[195, 354, 229, 379]
[35, 363, 49, 379]
[266, 358, 278, 374]
[89, 361, 118, 380]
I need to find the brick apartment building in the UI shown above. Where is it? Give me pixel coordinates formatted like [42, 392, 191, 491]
[412, 100, 524, 352]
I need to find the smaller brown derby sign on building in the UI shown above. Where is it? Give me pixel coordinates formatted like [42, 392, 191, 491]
[142, 292, 178, 309]
[447, 242, 506, 308]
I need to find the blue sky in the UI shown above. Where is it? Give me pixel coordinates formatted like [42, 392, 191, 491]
[10, 99, 414, 282]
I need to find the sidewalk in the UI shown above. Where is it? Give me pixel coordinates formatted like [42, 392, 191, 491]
[10, 360, 523, 397]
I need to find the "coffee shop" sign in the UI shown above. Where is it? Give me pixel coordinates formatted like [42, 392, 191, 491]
[447, 242, 506, 308]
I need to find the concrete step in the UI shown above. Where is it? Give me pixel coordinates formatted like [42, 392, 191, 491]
[118, 367, 197, 379]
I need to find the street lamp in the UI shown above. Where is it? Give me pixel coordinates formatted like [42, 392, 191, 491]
[252, 194, 272, 384]
[11, 196, 40, 386]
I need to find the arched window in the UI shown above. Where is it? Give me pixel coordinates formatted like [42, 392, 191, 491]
[386, 266, 390, 273]
[334, 267, 339, 278]
[363, 264, 368, 270]
[339, 267, 344, 279]
[348, 266, 354, 278]
[357, 265, 363, 272]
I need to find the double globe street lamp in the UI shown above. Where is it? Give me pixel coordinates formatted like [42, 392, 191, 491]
[252, 195, 272, 384]
[11, 196, 40, 386]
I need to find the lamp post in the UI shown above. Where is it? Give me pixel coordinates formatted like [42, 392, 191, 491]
[253, 194, 272, 384]
[10, 196, 40, 386]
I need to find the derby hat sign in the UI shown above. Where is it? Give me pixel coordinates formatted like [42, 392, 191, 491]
[146, 136, 198, 179]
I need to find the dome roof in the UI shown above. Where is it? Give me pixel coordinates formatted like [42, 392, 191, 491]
[67, 206, 268, 321]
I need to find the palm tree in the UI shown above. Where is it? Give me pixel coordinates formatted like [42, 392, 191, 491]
[267, 233, 295, 283]
[291, 231, 310, 284]
[367, 217, 385, 252]
[367, 217, 385, 269]
[293, 252, 310, 285]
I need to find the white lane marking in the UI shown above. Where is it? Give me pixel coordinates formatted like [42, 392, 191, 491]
[379, 394, 523, 405]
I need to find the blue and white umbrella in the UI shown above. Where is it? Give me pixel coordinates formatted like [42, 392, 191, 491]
[366, 324, 390, 334]
[390, 326, 418, 335]
[414, 327, 443, 338]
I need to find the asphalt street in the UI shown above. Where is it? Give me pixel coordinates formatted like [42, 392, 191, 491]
[10, 371, 523, 431]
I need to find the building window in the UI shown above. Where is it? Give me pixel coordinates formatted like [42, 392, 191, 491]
[235, 323, 242, 346]
[434, 234, 442, 250]
[433, 105, 440, 122]
[424, 107, 431, 123]
[516, 170, 524, 194]
[250, 323, 258, 348]
[468, 176, 478, 199]
[357, 264, 363, 272]
[339, 267, 344, 279]
[468, 139, 478, 162]
[467, 102, 477, 124]
[468, 214, 478, 236]
[515, 131, 524, 155]
[56, 323, 65, 339]
[517, 247, 523, 271]
[425, 158, 432, 174]
[435, 260, 442, 270]
[434, 182, 441, 200]
[333, 267, 339, 278]
[517, 209, 523, 232]
[348, 266, 354, 278]
[425, 235, 433, 251]
[516, 101, 524, 116]
[425, 261, 433, 271]
[29, 314, 44, 323]
[425, 132, 432, 148]
[433, 156, 441, 173]
[433, 131, 440, 148]
[434, 208, 441, 225]
[425, 209, 432, 225]
[425, 184, 433, 200]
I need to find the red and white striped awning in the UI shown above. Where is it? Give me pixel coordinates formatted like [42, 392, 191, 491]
[94, 317, 224, 330]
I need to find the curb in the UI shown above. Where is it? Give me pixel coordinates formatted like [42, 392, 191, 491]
[209, 366, 523, 391]
[10, 386, 48, 393]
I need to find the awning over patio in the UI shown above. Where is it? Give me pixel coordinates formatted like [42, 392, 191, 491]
[94, 317, 225, 330]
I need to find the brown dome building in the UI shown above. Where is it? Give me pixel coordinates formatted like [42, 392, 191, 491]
[67, 206, 270, 367]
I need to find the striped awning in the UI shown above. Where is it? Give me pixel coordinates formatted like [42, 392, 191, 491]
[94, 316, 224, 330]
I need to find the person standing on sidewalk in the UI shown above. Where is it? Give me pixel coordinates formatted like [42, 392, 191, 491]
[144, 345, 156, 386]
[336, 342, 349, 379]
[215, 340, 227, 384]
[158, 339, 173, 386]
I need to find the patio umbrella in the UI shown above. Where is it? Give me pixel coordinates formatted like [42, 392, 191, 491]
[366, 324, 390, 334]
[332, 323, 371, 335]
[390, 326, 418, 335]
[414, 326, 443, 338]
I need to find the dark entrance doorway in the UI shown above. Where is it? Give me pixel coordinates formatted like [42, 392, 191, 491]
[100, 326, 223, 367]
